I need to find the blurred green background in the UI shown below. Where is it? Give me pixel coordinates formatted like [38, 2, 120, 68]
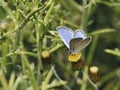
[0, 0, 120, 90]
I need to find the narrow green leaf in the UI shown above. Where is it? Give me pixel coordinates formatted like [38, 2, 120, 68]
[89, 29, 115, 36]
[104, 49, 120, 57]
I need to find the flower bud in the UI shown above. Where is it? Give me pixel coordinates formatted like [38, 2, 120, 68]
[41, 50, 51, 64]
[89, 66, 100, 83]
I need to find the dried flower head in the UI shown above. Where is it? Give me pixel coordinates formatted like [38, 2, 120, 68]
[41, 50, 51, 63]
[89, 66, 100, 83]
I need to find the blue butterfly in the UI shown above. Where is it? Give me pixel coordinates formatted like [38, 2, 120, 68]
[57, 26, 92, 54]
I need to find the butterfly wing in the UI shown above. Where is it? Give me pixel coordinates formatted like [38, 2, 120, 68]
[56, 26, 73, 49]
[70, 36, 92, 54]
[74, 29, 87, 39]
[70, 38, 83, 53]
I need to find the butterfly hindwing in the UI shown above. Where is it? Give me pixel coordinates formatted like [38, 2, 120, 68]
[70, 38, 83, 54]
[72, 36, 92, 53]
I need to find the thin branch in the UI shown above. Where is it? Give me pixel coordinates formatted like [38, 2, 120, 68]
[3, 7, 43, 37]
[88, 76, 99, 90]
[51, 66, 72, 90]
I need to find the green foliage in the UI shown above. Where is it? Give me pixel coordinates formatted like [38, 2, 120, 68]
[0, 0, 120, 90]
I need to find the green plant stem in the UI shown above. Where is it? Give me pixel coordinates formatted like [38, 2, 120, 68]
[36, 23, 43, 84]
[49, 44, 63, 53]
[41, 67, 53, 90]
[96, 67, 120, 87]
[36, 0, 54, 81]
[113, 80, 120, 90]
[18, 8, 42, 29]
[21, 54, 37, 90]
[80, 0, 89, 89]
[8, 72, 15, 89]
[3, 7, 42, 37]
[12, 76, 22, 90]
[35, 0, 54, 84]
[44, 1, 54, 22]
[81, 35, 99, 90]
[52, 66, 72, 90]
[66, 0, 82, 11]
[0, 51, 37, 61]
[58, 18, 80, 28]
[3, 0, 53, 37]
[0, 70, 8, 90]
[88, 76, 99, 90]
[89, 28, 115, 36]
[59, 0, 82, 12]
[86, 36, 99, 65]
[104, 49, 120, 57]
[81, 0, 88, 30]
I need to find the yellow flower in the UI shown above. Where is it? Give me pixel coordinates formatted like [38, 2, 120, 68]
[68, 52, 81, 62]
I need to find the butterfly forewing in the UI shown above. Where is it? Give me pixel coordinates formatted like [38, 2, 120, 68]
[74, 30, 87, 39]
[57, 26, 73, 49]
